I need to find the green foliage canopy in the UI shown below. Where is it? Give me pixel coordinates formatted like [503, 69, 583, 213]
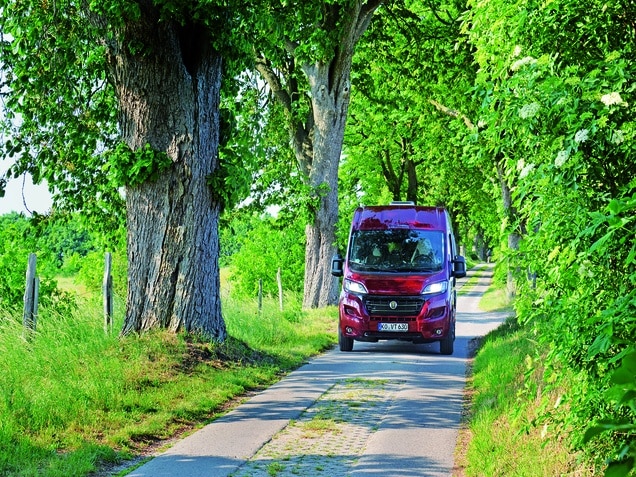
[343, 0, 499, 250]
[462, 0, 636, 473]
[0, 213, 78, 313]
[0, 1, 124, 225]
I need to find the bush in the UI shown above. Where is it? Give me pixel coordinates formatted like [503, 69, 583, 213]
[225, 213, 305, 298]
[0, 213, 75, 314]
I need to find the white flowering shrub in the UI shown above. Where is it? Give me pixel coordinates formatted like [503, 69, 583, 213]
[519, 102, 540, 119]
[511, 56, 537, 71]
[574, 129, 589, 143]
[462, 2, 636, 473]
[601, 91, 626, 107]
[554, 150, 569, 167]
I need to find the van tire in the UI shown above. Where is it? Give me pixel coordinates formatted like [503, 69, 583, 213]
[440, 336, 453, 355]
[439, 322, 455, 355]
[339, 328, 354, 352]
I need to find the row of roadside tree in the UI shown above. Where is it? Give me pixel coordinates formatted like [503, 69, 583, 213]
[1, 0, 635, 474]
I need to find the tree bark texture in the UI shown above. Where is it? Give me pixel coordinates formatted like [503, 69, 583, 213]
[256, 1, 383, 308]
[104, 5, 226, 339]
[380, 138, 420, 202]
[301, 66, 346, 308]
[497, 162, 519, 300]
[296, 1, 382, 308]
[300, 2, 383, 308]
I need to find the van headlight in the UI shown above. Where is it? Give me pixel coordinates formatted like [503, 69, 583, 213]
[421, 281, 448, 295]
[344, 279, 368, 295]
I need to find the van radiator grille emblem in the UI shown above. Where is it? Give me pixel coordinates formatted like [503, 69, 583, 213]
[364, 297, 424, 317]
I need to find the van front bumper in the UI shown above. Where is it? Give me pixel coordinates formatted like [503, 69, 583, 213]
[338, 291, 453, 342]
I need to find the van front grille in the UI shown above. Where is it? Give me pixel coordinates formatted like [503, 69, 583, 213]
[364, 297, 424, 317]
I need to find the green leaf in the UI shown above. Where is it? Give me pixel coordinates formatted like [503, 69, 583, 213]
[611, 367, 635, 385]
[588, 332, 612, 359]
[608, 199, 624, 215]
[618, 390, 636, 406]
[605, 458, 634, 477]
[589, 230, 613, 255]
[621, 351, 636, 374]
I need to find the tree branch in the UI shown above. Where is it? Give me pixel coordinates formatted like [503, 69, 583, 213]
[425, 0, 461, 26]
[358, 0, 386, 38]
[254, 54, 293, 115]
[429, 99, 476, 130]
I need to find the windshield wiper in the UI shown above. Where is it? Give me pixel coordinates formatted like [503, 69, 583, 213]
[393, 266, 439, 273]
[351, 264, 384, 272]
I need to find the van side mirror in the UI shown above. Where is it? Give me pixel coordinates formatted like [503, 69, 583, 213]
[331, 253, 344, 277]
[452, 255, 466, 278]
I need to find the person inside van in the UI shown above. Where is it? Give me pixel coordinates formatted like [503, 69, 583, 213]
[410, 237, 443, 271]
[411, 238, 434, 263]
[367, 245, 383, 265]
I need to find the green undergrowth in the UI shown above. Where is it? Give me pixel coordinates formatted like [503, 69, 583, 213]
[0, 292, 337, 477]
[459, 296, 598, 476]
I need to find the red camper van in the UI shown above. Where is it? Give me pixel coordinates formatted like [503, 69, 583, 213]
[331, 203, 466, 355]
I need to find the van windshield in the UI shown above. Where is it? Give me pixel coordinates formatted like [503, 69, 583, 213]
[348, 229, 444, 273]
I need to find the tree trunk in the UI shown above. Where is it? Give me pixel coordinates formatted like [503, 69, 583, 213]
[301, 3, 383, 308]
[497, 162, 519, 301]
[379, 138, 418, 203]
[379, 148, 402, 201]
[301, 65, 347, 308]
[473, 228, 487, 261]
[256, 1, 383, 308]
[404, 141, 419, 203]
[105, 8, 226, 339]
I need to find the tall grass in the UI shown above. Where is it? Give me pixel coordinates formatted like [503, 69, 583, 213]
[0, 305, 124, 476]
[459, 318, 598, 476]
[453, 269, 599, 476]
[0, 287, 337, 476]
[224, 290, 338, 363]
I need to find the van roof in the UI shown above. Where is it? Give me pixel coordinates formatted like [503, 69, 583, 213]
[353, 205, 448, 230]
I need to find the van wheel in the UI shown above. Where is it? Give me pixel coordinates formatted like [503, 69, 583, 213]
[339, 328, 354, 352]
[439, 323, 455, 355]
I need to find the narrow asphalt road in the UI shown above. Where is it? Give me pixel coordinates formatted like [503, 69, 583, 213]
[128, 263, 508, 477]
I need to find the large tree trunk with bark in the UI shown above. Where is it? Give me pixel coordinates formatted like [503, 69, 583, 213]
[104, 6, 226, 339]
[380, 138, 420, 203]
[301, 64, 349, 308]
[256, 1, 383, 308]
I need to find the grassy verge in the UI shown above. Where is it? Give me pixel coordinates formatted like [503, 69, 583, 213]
[0, 288, 337, 477]
[478, 284, 514, 314]
[455, 286, 596, 476]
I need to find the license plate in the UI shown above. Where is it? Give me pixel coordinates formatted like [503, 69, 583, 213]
[378, 322, 408, 332]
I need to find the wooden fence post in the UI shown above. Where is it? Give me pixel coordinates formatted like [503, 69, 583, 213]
[277, 267, 283, 311]
[23, 253, 39, 337]
[103, 252, 113, 333]
[258, 279, 263, 315]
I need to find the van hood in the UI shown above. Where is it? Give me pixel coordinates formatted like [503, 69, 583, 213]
[348, 271, 446, 295]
